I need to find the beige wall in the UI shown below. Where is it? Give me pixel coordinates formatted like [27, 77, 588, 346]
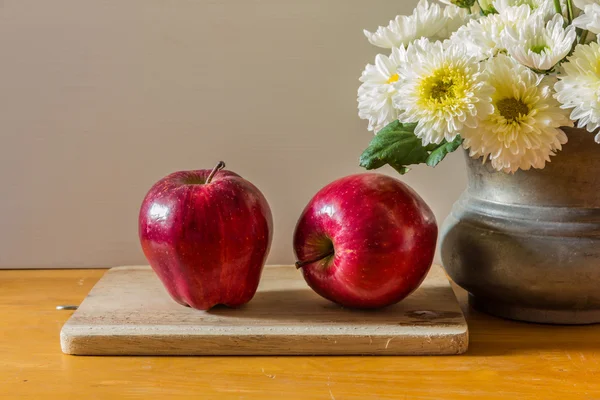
[0, 0, 466, 268]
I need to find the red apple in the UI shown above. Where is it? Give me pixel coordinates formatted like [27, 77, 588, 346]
[293, 173, 437, 309]
[139, 162, 273, 310]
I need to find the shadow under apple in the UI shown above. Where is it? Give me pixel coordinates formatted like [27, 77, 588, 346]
[206, 286, 462, 326]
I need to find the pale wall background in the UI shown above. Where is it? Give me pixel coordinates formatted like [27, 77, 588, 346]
[0, 0, 466, 268]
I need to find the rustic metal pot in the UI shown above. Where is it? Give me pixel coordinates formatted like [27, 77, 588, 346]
[441, 127, 600, 324]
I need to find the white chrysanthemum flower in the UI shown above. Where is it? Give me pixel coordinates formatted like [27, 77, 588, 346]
[555, 42, 600, 142]
[357, 47, 408, 133]
[502, 14, 576, 71]
[462, 54, 572, 173]
[494, 0, 567, 20]
[573, 3, 600, 34]
[393, 39, 494, 145]
[363, 0, 469, 49]
[451, 5, 532, 60]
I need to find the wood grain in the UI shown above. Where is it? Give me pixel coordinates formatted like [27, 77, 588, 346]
[2, 267, 599, 399]
[60, 265, 467, 356]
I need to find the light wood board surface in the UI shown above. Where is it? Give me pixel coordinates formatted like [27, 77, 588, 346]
[60, 265, 467, 356]
[2, 267, 600, 398]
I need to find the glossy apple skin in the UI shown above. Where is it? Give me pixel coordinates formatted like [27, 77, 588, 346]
[293, 173, 437, 309]
[139, 169, 273, 310]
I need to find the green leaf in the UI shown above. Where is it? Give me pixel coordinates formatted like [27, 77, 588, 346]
[359, 121, 429, 175]
[358, 121, 464, 174]
[426, 135, 463, 167]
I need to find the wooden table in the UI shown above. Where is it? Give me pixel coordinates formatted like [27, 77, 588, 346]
[1, 268, 599, 399]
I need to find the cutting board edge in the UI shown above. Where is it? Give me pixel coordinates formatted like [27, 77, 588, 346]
[60, 323, 468, 335]
[60, 329, 469, 356]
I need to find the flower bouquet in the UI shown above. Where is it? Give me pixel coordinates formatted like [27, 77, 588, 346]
[356, 0, 600, 324]
[357, 0, 599, 174]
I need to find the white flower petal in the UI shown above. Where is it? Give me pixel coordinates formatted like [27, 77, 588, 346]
[494, 0, 568, 20]
[363, 0, 469, 49]
[502, 14, 576, 71]
[450, 5, 532, 60]
[357, 47, 409, 133]
[462, 54, 572, 173]
[555, 42, 600, 138]
[573, 3, 600, 34]
[392, 38, 493, 145]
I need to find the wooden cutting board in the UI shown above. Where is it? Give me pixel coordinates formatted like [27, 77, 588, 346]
[60, 265, 468, 356]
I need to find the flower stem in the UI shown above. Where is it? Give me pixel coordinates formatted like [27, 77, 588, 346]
[566, 0, 574, 23]
[580, 30, 589, 45]
[468, 6, 472, 14]
[206, 161, 226, 184]
[553, 0, 562, 14]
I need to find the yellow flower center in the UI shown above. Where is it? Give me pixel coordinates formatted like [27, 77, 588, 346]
[387, 73, 399, 84]
[496, 97, 530, 123]
[430, 80, 454, 99]
[418, 66, 468, 109]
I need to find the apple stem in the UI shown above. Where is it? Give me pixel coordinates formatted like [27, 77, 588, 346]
[295, 250, 335, 269]
[206, 161, 226, 184]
